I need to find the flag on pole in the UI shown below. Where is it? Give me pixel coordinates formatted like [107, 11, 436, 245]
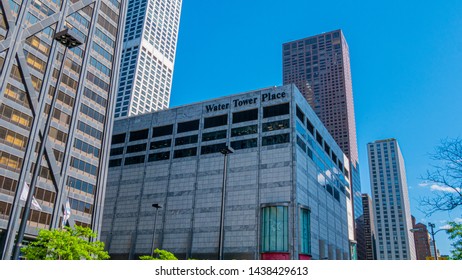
[62, 198, 71, 228]
[20, 182, 42, 211]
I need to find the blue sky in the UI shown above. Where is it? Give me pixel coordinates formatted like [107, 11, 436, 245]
[170, 0, 462, 256]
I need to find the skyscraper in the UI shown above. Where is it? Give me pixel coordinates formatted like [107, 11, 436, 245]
[0, 0, 126, 259]
[411, 217, 432, 260]
[282, 30, 362, 257]
[368, 139, 416, 260]
[361, 193, 376, 260]
[114, 0, 182, 119]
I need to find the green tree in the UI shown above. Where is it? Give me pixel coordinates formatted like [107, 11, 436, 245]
[446, 221, 462, 260]
[21, 226, 109, 260]
[139, 248, 178, 260]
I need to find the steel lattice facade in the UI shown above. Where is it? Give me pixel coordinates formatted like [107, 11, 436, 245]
[0, 0, 125, 259]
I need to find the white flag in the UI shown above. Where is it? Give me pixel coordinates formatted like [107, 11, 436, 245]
[62, 198, 71, 228]
[20, 182, 42, 211]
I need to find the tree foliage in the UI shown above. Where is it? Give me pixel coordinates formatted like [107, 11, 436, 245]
[446, 222, 462, 260]
[421, 138, 462, 215]
[139, 248, 178, 260]
[21, 226, 109, 260]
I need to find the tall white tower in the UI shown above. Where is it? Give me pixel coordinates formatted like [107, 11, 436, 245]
[368, 139, 416, 260]
[114, 0, 182, 119]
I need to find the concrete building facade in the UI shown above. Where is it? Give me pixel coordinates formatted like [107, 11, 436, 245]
[114, 0, 182, 119]
[282, 30, 362, 257]
[102, 85, 352, 260]
[368, 139, 416, 260]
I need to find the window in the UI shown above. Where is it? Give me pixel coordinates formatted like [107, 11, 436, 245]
[152, 124, 173, 137]
[67, 176, 95, 195]
[232, 109, 258, 124]
[263, 103, 289, 118]
[112, 133, 126, 144]
[201, 143, 226, 155]
[231, 138, 257, 150]
[300, 208, 311, 255]
[126, 143, 147, 153]
[296, 136, 306, 152]
[204, 114, 227, 128]
[109, 159, 122, 167]
[177, 119, 199, 133]
[148, 151, 170, 162]
[150, 139, 171, 149]
[315, 131, 323, 146]
[110, 147, 124, 156]
[125, 155, 145, 165]
[175, 135, 198, 146]
[261, 205, 289, 252]
[231, 125, 257, 137]
[129, 129, 148, 141]
[306, 119, 314, 135]
[202, 130, 227, 142]
[262, 119, 289, 132]
[173, 148, 197, 159]
[262, 133, 290, 146]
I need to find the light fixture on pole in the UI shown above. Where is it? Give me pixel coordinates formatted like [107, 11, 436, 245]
[150, 203, 162, 257]
[218, 146, 233, 260]
[11, 29, 82, 260]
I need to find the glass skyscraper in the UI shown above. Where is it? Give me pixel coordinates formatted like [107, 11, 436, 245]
[368, 139, 416, 260]
[114, 0, 182, 119]
[282, 30, 363, 257]
[0, 0, 125, 259]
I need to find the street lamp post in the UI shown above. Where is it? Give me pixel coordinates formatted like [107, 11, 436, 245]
[428, 222, 439, 260]
[11, 29, 82, 260]
[218, 146, 233, 260]
[150, 203, 162, 257]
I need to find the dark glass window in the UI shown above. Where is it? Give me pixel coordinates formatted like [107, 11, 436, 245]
[306, 118, 314, 135]
[173, 148, 197, 158]
[332, 153, 338, 165]
[315, 131, 323, 146]
[262, 133, 290, 146]
[150, 139, 171, 149]
[175, 135, 198, 146]
[111, 133, 126, 144]
[110, 147, 124, 156]
[263, 103, 290, 118]
[148, 151, 170, 162]
[324, 143, 331, 156]
[262, 119, 289, 132]
[201, 143, 227, 155]
[231, 138, 257, 150]
[231, 125, 257, 137]
[296, 106, 304, 122]
[232, 108, 258, 124]
[125, 155, 145, 165]
[129, 129, 148, 141]
[297, 136, 306, 152]
[108, 158, 122, 167]
[177, 119, 199, 133]
[202, 130, 227, 142]
[152, 124, 173, 137]
[204, 114, 227, 128]
[126, 143, 147, 153]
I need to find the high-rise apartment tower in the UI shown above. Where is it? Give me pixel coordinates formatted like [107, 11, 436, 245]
[0, 0, 126, 259]
[283, 30, 362, 257]
[114, 0, 182, 119]
[368, 139, 416, 260]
